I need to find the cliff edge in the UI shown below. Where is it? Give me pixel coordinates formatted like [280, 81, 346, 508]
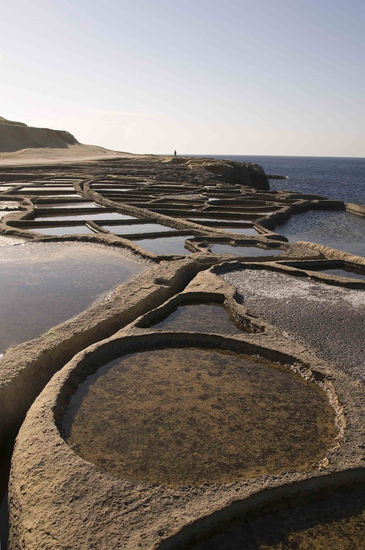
[201, 159, 270, 190]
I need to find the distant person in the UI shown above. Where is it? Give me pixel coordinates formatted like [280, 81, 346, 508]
[174, 150, 177, 156]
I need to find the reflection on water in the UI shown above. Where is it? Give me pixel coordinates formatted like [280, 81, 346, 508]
[275, 210, 365, 257]
[210, 244, 282, 257]
[35, 212, 136, 222]
[191, 485, 365, 550]
[63, 347, 335, 486]
[92, 187, 132, 192]
[19, 186, 74, 191]
[103, 223, 174, 234]
[133, 235, 194, 255]
[36, 202, 99, 209]
[0, 242, 145, 353]
[150, 303, 243, 334]
[189, 217, 239, 223]
[316, 268, 365, 281]
[29, 224, 96, 235]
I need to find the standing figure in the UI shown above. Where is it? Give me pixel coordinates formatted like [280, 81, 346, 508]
[174, 150, 177, 156]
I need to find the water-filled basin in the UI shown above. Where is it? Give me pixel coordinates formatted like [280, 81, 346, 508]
[0, 242, 145, 353]
[28, 224, 97, 235]
[103, 223, 174, 235]
[315, 268, 365, 281]
[35, 212, 136, 222]
[210, 244, 282, 257]
[133, 235, 194, 255]
[150, 303, 243, 334]
[63, 346, 335, 486]
[36, 202, 100, 209]
[275, 210, 365, 257]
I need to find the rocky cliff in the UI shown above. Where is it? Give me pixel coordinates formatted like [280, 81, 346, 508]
[201, 159, 270, 190]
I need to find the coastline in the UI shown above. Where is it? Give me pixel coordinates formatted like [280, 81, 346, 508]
[0, 153, 364, 549]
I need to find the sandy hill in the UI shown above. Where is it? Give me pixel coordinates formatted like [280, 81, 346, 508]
[0, 116, 129, 165]
[0, 116, 79, 152]
[0, 116, 27, 127]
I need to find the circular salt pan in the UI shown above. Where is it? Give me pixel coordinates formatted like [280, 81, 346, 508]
[63, 347, 336, 486]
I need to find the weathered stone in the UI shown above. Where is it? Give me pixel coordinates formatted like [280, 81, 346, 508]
[202, 160, 270, 190]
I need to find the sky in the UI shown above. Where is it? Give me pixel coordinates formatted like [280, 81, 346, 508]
[1, 0, 364, 156]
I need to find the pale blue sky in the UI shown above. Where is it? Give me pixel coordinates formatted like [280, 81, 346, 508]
[1, 0, 364, 156]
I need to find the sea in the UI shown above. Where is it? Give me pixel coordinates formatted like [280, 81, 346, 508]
[209, 155, 365, 204]
[203, 155, 365, 257]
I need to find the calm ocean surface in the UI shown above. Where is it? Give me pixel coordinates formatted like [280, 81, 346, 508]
[209, 155, 365, 204]
[203, 155, 365, 257]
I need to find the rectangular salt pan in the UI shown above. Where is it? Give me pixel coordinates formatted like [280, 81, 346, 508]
[210, 244, 282, 257]
[36, 202, 100, 209]
[133, 236, 194, 255]
[316, 268, 365, 281]
[36, 212, 136, 222]
[103, 223, 174, 235]
[29, 225, 97, 235]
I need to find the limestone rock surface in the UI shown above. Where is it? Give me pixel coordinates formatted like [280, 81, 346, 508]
[202, 159, 270, 190]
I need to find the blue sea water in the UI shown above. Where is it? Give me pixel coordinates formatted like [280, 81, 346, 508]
[210, 155, 365, 205]
[205, 155, 365, 257]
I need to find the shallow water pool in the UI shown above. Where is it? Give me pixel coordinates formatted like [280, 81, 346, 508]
[210, 244, 282, 257]
[36, 202, 100, 209]
[275, 209, 365, 257]
[103, 223, 174, 234]
[150, 303, 243, 334]
[29, 224, 97, 235]
[63, 347, 335, 485]
[132, 235, 194, 255]
[0, 242, 145, 353]
[314, 268, 365, 281]
[35, 212, 136, 222]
